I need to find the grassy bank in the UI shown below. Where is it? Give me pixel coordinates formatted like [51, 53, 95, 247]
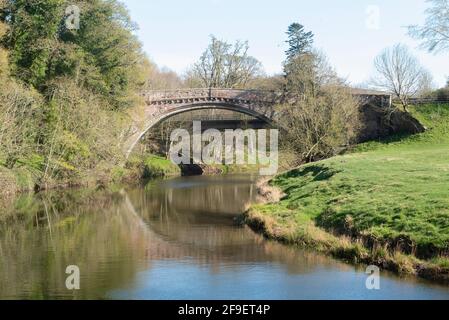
[0, 153, 184, 198]
[244, 104, 449, 283]
[0, 163, 134, 197]
[0, 151, 268, 198]
[142, 155, 181, 178]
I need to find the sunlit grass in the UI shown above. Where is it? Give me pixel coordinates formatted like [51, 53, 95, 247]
[256, 104, 449, 259]
[143, 155, 181, 178]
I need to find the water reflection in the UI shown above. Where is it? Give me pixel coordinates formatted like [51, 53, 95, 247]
[1, 175, 449, 300]
[126, 176, 347, 273]
[0, 190, 149, 299]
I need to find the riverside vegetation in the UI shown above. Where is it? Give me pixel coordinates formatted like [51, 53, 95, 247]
[0, 0, 150, 195]
[244, 103, 449, 282]
[0, 0, 198, 195]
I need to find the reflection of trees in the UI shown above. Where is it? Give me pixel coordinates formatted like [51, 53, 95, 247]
[0, 190, 153, 300]
[0, 176, 351, 299]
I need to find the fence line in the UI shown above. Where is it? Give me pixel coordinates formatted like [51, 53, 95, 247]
[405, 98, 449, 105]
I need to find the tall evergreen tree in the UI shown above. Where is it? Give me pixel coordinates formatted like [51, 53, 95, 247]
[285, 22, 314, 61]
[283, 23, 316, 98]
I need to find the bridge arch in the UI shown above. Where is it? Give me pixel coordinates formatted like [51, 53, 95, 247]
[124, 101, 276, 157]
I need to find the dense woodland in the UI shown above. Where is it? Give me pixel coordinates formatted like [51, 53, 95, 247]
[0, 0, 149, 190]
[1, 0, 448, 194]
[0, 0, 186, 191]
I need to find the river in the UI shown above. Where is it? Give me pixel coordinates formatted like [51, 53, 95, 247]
[1, 174, 449, 300]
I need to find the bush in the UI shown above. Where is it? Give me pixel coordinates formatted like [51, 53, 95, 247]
[37, 79, 129, 182]
[0, 76, 43, 169]
[434, 87, 449, 101]
[0, 167, 18, 195]
[143, 156, 180, 178]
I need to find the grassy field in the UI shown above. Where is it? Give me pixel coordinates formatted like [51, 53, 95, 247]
[245, 104, 449, 281]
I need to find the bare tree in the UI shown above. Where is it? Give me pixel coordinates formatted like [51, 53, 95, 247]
[372, 44, 431, 111]
[408, 0, 449, 53]
[418, 70, 436, 97]
[144, 63, 184, 90]
[185, 36, 263, 89]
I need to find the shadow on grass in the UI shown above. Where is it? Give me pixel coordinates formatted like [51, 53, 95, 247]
[344, 132, 418, 154]
[282, 165, 338, 181]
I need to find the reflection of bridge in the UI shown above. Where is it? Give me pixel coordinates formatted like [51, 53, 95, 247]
[124, 88, 392, 157]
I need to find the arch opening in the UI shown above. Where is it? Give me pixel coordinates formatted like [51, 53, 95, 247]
[125, 102, 277, 158]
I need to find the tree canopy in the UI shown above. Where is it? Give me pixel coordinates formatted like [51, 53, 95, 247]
[1, 0, 145, 108]
[0, 0, 148, 184]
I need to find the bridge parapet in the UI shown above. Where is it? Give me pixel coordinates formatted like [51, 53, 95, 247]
[144, 88, 282, 106]
[144, 88, 392, 108]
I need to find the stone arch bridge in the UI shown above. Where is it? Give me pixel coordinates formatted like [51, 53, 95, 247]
[124, 88, 392, 157]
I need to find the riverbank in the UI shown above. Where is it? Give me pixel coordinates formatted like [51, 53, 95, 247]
[0, 156, 153, 198]
[0, 152, 269, 199]
[243, 103, 449, 283]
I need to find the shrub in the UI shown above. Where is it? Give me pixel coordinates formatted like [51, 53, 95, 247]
[143, 156, 180, 178]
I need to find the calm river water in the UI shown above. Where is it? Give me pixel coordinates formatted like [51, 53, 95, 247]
[1, 175, 449, 300]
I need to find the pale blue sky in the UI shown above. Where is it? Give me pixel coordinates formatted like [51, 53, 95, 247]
[123, 0, 448, 87]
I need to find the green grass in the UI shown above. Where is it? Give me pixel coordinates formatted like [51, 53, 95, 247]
[246, 104, 449, 279]
[142, 155, 181, 178]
